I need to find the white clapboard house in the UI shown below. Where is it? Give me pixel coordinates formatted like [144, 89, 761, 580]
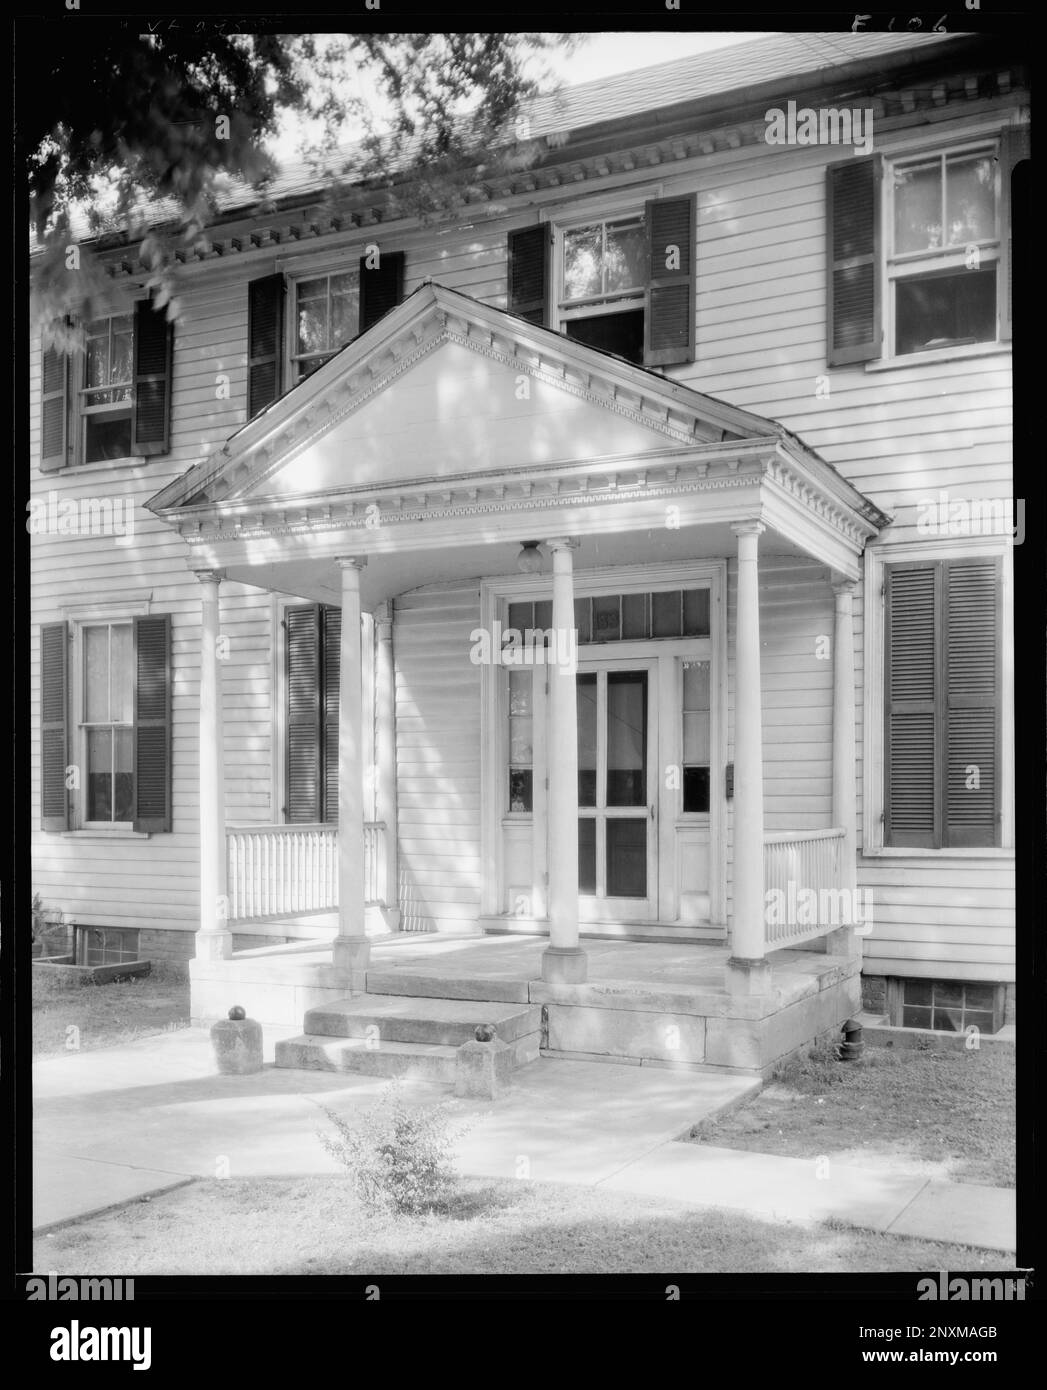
[30, 32, 1023, 1075]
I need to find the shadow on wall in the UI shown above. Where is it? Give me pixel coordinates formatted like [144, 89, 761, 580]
[398, 862, 435, 934]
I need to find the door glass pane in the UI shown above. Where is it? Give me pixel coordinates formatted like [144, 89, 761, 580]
[606, 672, 646, 806]
[578, 817, 596, 893]
[607, 819, 647, 897]
[577, 674, 597, 806]
[84, 626, 109, 722]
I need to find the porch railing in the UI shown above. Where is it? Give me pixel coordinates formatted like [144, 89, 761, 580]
[225, 823, 385, 924]
[763, 827, 849, 948]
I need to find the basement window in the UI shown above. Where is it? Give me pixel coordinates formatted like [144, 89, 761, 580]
[75, 926, 140, 966]
[890, 978, 1004, 1034]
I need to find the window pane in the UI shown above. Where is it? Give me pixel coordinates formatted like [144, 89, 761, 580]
[621, 593, 647, 639]
[509, 717, 533, 765]
[329, 284, 360, 347]
[895, 267, 996, 354]
[683, 588, 710, 636]
[933, 1006, 961, 1033]
[963, 1009, 995, 1034]
[84, 626, 110, 722]
[902, 1004, 932, 1029]
[85, 331, 109, 390]
[563, 225, 603, 300]
[683, 766, 710, 813]
[87, 728, 113, 820]
[507, 602, 532, 636]
[508, 669, 531, 718]
[114, 727, 134, 820]
[592, 595, 621, 642]
[534, 599, 553, 633]
[577, 673, 597, 807]
[934, 981, 963, 1008]
[110, 625, 133, 724]
[110, 321, 133, 384]
[606, 672, 646, 806]
[574, 597, 592, 644]
[606, 819, 647, 897]
[683, 660, 710, 711]
[563, 310, 644, 365]
[683, 712, 710, 765]
[509, 769, 532, 813]
[946, 154, 995, 245]
[578, 817, 596, 893]
[604, 219, 646, 294]
[652, 591, 682, 638]
[894, 160, 942, 253]
[296, 292, 328, 356]
[85, 415, 132, 463]
[905, 980, 932, 1006]
[965, 984, 994, 1011]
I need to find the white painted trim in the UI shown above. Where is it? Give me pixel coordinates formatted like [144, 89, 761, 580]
[61, 597, 152, 620]
[861, 535, 1014, 857]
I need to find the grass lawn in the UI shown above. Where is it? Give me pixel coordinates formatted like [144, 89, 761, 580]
[32, 970, 191, 1059]
[35, 1174, 1016, 1275]
[689, 1042, 1015, 1188]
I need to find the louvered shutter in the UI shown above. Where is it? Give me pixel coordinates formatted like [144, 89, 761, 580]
[507, 225, 549, 325]
[999, 127, 1030, 343]
[286, 605, 321, 822]
[826, 156, 882, 365]
[247, 274, 286, 419]
[944, 560, 1001, 847]
[132, 299, 174, 456]
[321, 605, 341, 823]
[40, 622, 69, 831]
[133, 615, 172, 832]
[644, 194, 697, 366]
[359, 250, 405, 331]
[884, 565, 937, 848]
[40, 343, 70, 472]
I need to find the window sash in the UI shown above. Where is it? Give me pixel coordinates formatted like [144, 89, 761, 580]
[560, 215, 646, 310]
[292, 273, 360, 372]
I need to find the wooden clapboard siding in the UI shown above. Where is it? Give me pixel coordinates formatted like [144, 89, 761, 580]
[393, 583, 483, 933]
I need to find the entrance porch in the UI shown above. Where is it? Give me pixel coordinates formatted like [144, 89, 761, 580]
[190, 932, 860, 1080]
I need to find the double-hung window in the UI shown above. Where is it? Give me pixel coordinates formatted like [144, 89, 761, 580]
[80, 316, 134, 462]
[82, 622, 134, 824]
[291, 272, 361, 381]
[559, 215, 648, 363]
[888, 145, 999, 356]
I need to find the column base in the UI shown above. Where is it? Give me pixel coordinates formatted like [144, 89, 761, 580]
[194, 931, 232, 963]
[725, 956, 772, 997]
[332, 936, 370, 989]
[541, 945, 588, 984]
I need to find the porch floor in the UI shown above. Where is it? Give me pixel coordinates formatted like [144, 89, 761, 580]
[221, 932, 857, 1020]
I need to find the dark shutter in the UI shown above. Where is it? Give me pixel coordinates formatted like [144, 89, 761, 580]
[884, 565, 937, 848]
[359, 250, 405, 332]
[131, 299, 174, 456]
[41, 343, 70, 472]
[133, 614, 172, 832]
[944, 560, 1001, 847]
[644, 194, 697, 366]
[507, 225, 549, 325]
[40, 622, 69, 831]
[247, 273, 286, 419]
[321, 605, 341, 823]
[1000, 127, 1030, 343]
[285, 605, 321, 822]
[826, 156, 882, 365]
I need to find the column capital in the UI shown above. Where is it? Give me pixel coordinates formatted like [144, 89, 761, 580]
[373, 599, 393, 630]
[192, 567, 226, 586]
[543, 537, 580, 553]
[336, 556, 367, 572]
[832, 578, 857, 598]
[730, 521, 765, 539]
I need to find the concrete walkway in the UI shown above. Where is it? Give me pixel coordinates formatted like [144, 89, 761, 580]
[32, 1025, 1015, 1254]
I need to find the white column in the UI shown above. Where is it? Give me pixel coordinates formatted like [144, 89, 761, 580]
[727, 522, 769, 995]
[334, 558, 370, 985]
[829, 578, 860, 957]
[541, 538, 586, 984]
[374, 601, 400, 927]
[195, 570, 231, 961]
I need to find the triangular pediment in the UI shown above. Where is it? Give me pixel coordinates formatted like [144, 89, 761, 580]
[148, 284, 779, 514]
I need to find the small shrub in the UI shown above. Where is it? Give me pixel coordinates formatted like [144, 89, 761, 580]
[317, 1082, 472, 1218]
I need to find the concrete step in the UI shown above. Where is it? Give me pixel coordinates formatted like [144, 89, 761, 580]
[303, 994, 541, 1047]
[365, 970, 531, 1004]
[274, 1034, 458, 1082]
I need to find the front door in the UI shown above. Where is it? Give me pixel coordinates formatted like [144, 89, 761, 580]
[576, 660, 658, 922]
